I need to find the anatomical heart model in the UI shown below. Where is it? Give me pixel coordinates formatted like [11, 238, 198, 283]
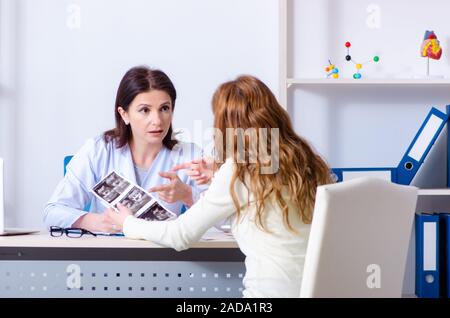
[420, 30, 443, 77]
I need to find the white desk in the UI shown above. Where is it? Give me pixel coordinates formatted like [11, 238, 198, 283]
[0, 232, 245, 298]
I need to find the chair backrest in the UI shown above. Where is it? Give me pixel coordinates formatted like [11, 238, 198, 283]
[64, 155, 91, 212]
[63, 155, 74, 176]
[300, 177, 418, 298]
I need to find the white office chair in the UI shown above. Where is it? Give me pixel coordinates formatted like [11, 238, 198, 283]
[300, 177, 418, 298]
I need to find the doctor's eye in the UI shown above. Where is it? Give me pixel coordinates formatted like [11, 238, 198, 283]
[160, 105, 170, 113]
[139, 107, 150, 114]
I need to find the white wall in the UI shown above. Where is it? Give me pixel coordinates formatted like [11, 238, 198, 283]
[0, 0, 279, 228]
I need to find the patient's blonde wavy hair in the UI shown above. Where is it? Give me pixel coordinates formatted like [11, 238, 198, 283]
[212, 75, 333, 231]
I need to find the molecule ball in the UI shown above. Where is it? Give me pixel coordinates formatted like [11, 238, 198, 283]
[353, 73, 362, 79]
[373, 56, 380, 62]
[345, 55, 352, 61]
[345, 42, 351, 48]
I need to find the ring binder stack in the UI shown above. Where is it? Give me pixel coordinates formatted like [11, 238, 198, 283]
[332, 106, 449, 186]
[396, 107, 448, 185]
[415, 212, 440, 298]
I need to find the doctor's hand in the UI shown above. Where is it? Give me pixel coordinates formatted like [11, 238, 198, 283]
[171, 157, 215, 186]
[148, 172, 193, 207]
[72, 211, 122, 234]
[104, 204, 133, 232]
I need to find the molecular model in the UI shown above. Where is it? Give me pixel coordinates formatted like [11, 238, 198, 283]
[325, 60, 340, 79]
[325, 41, 380, 79]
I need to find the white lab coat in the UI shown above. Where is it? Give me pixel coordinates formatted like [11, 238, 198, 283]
[44, 135, 207, 229]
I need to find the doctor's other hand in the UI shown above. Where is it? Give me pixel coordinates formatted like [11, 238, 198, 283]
[72, 210, 122, 234]
[148, 172, 193, 207]
[104, 204, 133, 232]
[171, 158, 215, 186]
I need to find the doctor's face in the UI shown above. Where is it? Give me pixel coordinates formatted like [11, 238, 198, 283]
[120, 90, 173, 146]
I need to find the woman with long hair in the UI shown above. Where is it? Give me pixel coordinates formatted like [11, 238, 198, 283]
[106, 75, 333, 297]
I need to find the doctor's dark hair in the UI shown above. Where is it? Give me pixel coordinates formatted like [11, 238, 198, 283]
[103, 66, 178, 149]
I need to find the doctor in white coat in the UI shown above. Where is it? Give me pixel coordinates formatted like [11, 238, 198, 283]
[44, 66, 208, 233]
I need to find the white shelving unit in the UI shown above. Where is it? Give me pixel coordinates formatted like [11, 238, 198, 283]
[278, 0, 288, 109]
[278, 0, 450, 109]
[417, 189, 450, 196]
[277, 0, 450, 197]
[286, 78, 450, 86]
[278, 0, 450, 297]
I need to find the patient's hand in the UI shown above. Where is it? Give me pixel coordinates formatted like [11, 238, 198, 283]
[171, 157, 215, 186]
[104, 204, 132, 232]
[148, 172, 193, 206]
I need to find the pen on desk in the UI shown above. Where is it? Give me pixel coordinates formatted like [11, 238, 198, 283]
[109, 233, 125, 237]
[94, 232, 125, 237]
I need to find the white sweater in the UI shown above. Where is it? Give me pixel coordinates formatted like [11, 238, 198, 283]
[123, 159, 311, 298]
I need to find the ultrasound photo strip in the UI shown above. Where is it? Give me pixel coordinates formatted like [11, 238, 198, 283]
[91, 170, 177, 220]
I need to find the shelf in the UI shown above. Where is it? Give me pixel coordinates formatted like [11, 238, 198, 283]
[418, 189, 450, 196]
[286, 78, 450, 86]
